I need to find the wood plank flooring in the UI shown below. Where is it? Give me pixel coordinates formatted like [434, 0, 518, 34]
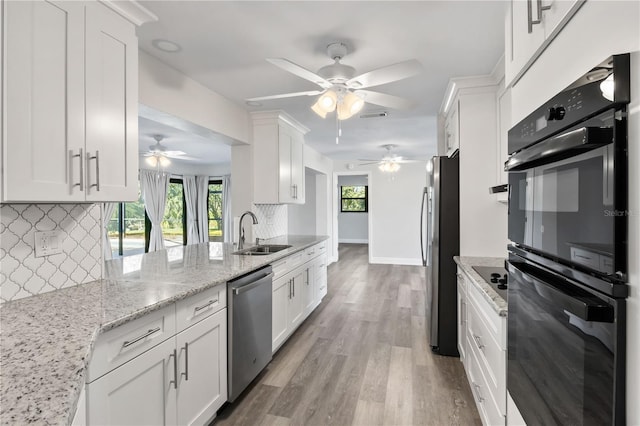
[214, 244, 481, 426]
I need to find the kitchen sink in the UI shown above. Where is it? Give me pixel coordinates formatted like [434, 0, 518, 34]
[233, 244, 292, 256]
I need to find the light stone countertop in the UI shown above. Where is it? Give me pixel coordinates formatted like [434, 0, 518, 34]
[453, 256, 508, 316]
[0, 235, 328, 425]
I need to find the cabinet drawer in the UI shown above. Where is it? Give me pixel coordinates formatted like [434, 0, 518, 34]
[305, 241, 326, 259]
[467, 277, 506, 349]
[271, 259, 289, 280]
[176, 284, 226, 332]
[467, 296, 506, 412]
[467, 337, 506, 426]
[87, 304, 176, 382]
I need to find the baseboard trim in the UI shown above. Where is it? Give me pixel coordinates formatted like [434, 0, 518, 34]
[338, 239, 369, 244]
[369, 257, 423, 266]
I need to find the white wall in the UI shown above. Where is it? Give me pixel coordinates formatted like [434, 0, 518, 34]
[337, 175, 369, 243]
[288, 168, 317, 235]
[509, 2, 640, 422]
[333, 161, 426, 265]
[138, 156, 231, 177]
[138, 50, 250, 144]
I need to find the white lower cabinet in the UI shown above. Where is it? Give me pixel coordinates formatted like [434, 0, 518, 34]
[86, 286, 227, 425]
[176, 310, 227, 426]
[87, 337, 177, 425]
[457, 267, 506, 426]
[271, 241, 328, 353]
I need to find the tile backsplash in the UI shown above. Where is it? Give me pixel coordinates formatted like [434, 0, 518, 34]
[0, 204, 102, 303]
[253, 204, 288, 239]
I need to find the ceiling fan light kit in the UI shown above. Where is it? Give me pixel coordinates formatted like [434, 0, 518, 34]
[145, 154, 171, 168]
[247, 41, 423, 123]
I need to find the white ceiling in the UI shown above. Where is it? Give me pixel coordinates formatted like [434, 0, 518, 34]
[136, 1, 506, 162]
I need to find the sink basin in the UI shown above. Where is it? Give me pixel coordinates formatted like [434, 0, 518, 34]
[233, 244, 292, 256]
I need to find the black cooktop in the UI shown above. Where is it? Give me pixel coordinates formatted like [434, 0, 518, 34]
[472, 266, 508, 301]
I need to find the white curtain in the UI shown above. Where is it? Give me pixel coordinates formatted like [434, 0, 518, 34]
[141, 169, 169, 252]
[102, 203, 117, 260]
[222, 175, 232, 243]
[183, 175, 199, 245]
[196, 175, 209, 243]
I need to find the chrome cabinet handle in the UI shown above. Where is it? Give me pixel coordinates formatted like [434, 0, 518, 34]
[288, 279, 292, 299]
[87, 150, 100, 191]
[473, 334, 485, 350]
[292, 280, 295, 297]
[194, 299, 217, 312]
[169, 349, 177, 389]
[528, 0, 550, 32]
[181, 342, 189, 381]
[70, 149, 84, 192]
[472, 382, 485, 403]
[122, 327, 161, 348]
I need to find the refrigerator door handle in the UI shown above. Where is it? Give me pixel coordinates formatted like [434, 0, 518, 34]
[420, 187, 428, 266]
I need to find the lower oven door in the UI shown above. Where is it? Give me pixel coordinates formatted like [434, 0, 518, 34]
[506, 256, 625, 425]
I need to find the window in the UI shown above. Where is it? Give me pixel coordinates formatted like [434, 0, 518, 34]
[341, 185, 368, 212]
[208, 180, 223, 242]
[162, 179, 186, 248]
[108, 186, 148, 257]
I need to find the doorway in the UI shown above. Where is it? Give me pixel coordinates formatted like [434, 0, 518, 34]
[332, 171, 373, 263]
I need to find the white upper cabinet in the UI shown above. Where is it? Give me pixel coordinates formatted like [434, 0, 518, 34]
[444, 100, 460, 157]
[1, 0, 149, 203]
[84, 2, 139, 202]
[252, 111, 308, 205]
[505, 0, 585, 86]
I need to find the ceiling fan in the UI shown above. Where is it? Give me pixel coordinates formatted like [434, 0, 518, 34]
[247, 42, 423, 120]
[142, 135, 197, 167]
[358, 144, 425, 172]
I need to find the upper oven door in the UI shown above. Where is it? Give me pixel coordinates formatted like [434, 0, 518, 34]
[507, 111, 620, 276]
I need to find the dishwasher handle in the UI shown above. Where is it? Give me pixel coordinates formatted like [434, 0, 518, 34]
[232, 272, 274, 295]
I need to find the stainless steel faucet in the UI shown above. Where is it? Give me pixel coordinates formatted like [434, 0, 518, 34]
[237, 211, 258, 250]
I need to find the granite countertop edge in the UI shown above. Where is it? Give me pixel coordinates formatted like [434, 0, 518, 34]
[0, 235, 328, 426]
[453, 255, 508, 316]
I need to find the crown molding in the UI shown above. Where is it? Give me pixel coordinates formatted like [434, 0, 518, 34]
[99, 0, 158, 26]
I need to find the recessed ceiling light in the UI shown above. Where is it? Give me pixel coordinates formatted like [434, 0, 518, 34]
[246, 100, 262, 107]
[152, 39, 181, 53]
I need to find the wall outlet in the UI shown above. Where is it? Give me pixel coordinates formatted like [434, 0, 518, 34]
[34, 230, 63, 257]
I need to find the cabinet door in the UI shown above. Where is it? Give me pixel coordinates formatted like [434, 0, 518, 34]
[541, 0, 582, 38]
[290, 133, 305, 204]
[3, 0, 85, 202]
[84, 2, 139, 202]
[456, 276, 468, 369]
[278, 126, 294, 203]
[176, 309, 227, 426]
[302, 265, 315, 317]
[272, 275, 290, 352]
[510, 0, 545, 82]
[87, 337, 177, 425]
[288, 268, 305, 330]
[445, 101, 460, 156]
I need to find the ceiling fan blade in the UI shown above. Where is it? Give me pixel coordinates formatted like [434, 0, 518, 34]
[168, 155, 202, 162]
[347, 59, 423, 89]
[355, 90, 418, 110]
[163, 151, 187, 157]
[358, 161, 382, 166]
[266, 58, 333, 89]
[246, 90, 325, 102]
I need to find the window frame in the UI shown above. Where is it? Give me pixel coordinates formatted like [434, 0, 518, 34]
[207, 179, 223, 242]
[340, 185, 369, 213]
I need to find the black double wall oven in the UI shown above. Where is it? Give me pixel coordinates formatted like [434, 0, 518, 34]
[506, 54, 630, 425]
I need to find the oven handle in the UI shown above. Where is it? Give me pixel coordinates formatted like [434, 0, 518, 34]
[507, 260, 614, 323]
[505, 126, 613, 171]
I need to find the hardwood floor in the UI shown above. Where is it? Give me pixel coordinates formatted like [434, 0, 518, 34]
[214, 244, 481, 426]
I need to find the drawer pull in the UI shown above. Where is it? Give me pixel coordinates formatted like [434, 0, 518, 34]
[473, 334, 485, 350]
[194, 299, 217, 313]
[122, 327, 161, 348]
[308, 251, 315, 255]
[472, 382, 485, 403]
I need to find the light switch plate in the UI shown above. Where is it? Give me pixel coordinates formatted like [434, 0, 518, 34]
[34, 230, 63, 257]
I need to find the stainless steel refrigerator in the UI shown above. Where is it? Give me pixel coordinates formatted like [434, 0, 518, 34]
[420, 155, 459, 357]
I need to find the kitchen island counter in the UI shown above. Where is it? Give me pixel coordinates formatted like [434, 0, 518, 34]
[0, 236, 328, 425]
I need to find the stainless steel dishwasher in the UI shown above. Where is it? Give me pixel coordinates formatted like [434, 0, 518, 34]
[227, 265, 273, 402]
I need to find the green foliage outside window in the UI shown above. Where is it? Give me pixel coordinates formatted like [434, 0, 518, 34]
[341, 185, 368, 212]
